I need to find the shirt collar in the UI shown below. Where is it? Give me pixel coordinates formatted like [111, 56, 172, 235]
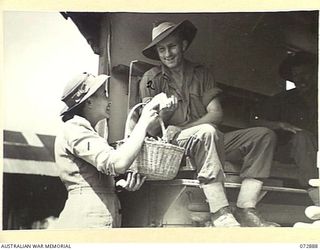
[70, 115, 95, 131]
[160, 60, 193, 80]
[160, 64, 173, 81]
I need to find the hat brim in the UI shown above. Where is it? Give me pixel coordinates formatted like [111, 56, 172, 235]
[60, 74, 110, 116]
[142, 20, 197, 61]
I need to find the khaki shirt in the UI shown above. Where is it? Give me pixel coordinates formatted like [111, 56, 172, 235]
[139, 60, 221, 126]
[54, 115, 116, 192]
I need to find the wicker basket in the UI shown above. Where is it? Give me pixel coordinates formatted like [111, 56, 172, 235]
[123, 102, 185, 180]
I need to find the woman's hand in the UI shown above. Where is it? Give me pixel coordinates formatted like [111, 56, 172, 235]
[147, 93, 178, 111]
[116, 172, 146, 191]
[139, 102, 159, 130]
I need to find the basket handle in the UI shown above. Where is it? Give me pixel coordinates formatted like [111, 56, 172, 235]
[124, 102, 168, 142]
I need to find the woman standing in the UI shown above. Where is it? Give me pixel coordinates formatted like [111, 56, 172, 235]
[54, 73, 159, 229]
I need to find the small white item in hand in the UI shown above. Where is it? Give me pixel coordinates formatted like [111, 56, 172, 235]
[151, 93, 176, 111]
[116, 179, 127, 188]
[160, 95, 176, 110]
[116, 172, 146, 191]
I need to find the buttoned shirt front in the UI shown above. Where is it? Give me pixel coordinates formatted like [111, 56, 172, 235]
[54, 115, 116, 192]
[139, 60, 221, 127]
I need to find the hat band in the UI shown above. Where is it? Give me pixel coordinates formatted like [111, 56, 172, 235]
[63, 82, 89, 108]
[152, 22, 175, 40]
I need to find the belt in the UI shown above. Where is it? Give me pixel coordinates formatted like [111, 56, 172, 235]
[68, 186, 115, 195]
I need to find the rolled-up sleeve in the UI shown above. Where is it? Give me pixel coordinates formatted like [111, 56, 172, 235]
[201, 67, 222, 107]
[64, 121, 118, 176]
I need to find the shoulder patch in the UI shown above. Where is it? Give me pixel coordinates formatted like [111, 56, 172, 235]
[140, 66, 162, 94]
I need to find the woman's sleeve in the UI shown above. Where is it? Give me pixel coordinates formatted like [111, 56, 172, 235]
[64, 122, 118, 176]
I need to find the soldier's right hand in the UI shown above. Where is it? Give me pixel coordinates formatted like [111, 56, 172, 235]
[279, 122, 302, 134]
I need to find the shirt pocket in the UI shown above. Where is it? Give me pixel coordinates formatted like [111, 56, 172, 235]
[189, 89, 207, 120]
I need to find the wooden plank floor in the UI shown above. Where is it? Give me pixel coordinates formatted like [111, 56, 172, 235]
[149, 176, 312, 227]
[151, 178, 308, 194]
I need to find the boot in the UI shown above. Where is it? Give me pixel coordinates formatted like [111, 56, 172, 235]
[236, 178, 280, 227]
[201, 182, 240, 227]
[234, 207, 280, 227]
[211, 206, 240, 227]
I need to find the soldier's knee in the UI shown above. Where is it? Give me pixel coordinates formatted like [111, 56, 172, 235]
[198, 124, 221, 138]
[253, 127, 277, 144]
[293, 129, 314, 143]
[295, 129, 313, 138]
